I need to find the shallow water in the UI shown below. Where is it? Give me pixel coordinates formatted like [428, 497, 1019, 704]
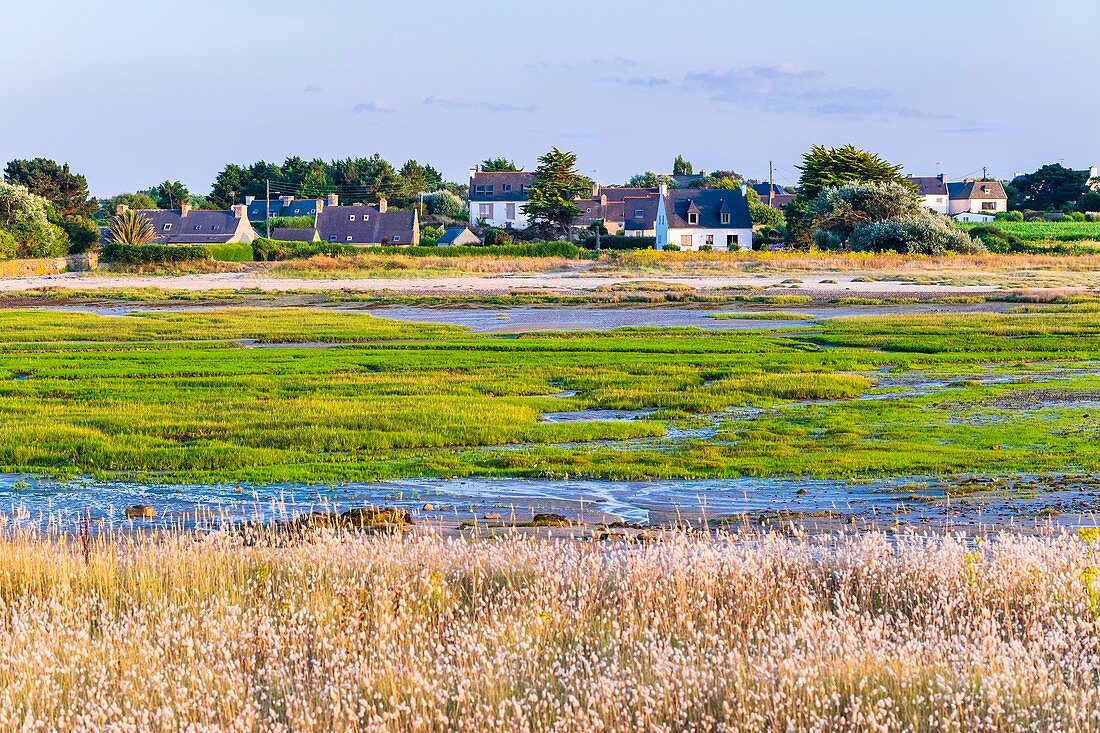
[1, 474, 1098, 534]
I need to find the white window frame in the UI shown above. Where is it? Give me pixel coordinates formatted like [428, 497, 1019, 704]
[163, 223, 172, 232]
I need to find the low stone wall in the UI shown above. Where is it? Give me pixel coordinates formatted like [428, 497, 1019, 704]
[0, 253, 97, 277]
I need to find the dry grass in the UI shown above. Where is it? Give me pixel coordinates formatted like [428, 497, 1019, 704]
[267, 254, 575, 279]
[2, 527, 1100, 730]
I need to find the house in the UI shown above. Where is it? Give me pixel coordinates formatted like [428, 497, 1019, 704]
[467, 170, 536, 229]
[950, 211, 996, 223]
[118, 202, 259, 244]
[948, 179, 1008, 216]
[436, 227, 481, 246]
[270, 228, 320, 242]
[245, 195, 326, 223]
[573, 186, 660, 236]
[751, 182, 795, 210]
[315, 197, 419, 245]
[905, 175, 950, 214]
[655, 185, 753, 252]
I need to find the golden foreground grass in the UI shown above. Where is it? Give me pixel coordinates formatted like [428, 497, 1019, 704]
[5, 527, 1100, 731]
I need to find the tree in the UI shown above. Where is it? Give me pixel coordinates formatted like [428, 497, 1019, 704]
[523, 147, 589, 236]
[848, 216, 982, 255]
[209, 164, 244, 208]
[796, 145, 910, 200]
[398, 160, 430, 201]
[151, 180, 190, 210]
[107, 209, 156, 245]
[0, 181, 68, 258]
[1078, 189, 1100, 214]
[424, 190, 464, 219]
[98, 192, 158, 221]
[807, 182, 924, 244]
[297, 162, 334, 198]
[746, 189, 785, 228]
[1008, 164, 1089, 211]
[625, 172, 674, 188]
[673, 155, 693, 176]
[3, 158, 96, 218]
[480, 157, 520, 172]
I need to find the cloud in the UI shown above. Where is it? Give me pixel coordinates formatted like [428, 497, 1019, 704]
[423, 95, 539, 113]
[353, 100, 396, 114]
[524, 57, 639, 73]
[302, 84, 323, 93]
[685, 64, 987, 129]
[598, 75, 671, 88]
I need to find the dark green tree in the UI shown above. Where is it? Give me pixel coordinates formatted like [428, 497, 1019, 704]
[209, 164, 245, 208]
[398, 160, 430, 200]
[150, 180, 190, 210]
[673, 155, 693, 176]
[3, 158, 96, 217]
[480, 157, 520, 172]
[625, 172, 674, 188]
[796, 145, 910, 200]
[1007, 164, 1089, 211]
[524, 147, 589, 236]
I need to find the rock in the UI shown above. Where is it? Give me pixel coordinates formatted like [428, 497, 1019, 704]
[796, 488, 809, 495]
[422, 503, 434, 512]
[124, 505, 156, 520]
[530, 513, 572, 527]
[484, 513, 504, 521]
[291, 512, 341, 530]
[339, 507, 413, 528]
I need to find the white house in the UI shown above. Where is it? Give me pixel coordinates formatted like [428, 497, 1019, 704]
[950, 211, 997, 223]
[655, 185, 753, 252]
[906, 174, 950, 214]
[467, 170, 535, 229]
[948, 179, 1008, 216]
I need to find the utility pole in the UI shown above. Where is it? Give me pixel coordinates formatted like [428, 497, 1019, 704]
[982, 166, 988, 180]
[265, 179, 271, 239]
[768, 160, 774, 208]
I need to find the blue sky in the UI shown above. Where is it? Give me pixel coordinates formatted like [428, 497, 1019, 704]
[2, 0, 1096, 197]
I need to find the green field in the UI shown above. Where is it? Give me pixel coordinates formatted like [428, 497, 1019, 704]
[2, 307, 1100, 483]
[958, 220, 1100, 242]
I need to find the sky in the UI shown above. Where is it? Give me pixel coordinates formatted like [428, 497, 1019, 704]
[2, 0, 1097, 198]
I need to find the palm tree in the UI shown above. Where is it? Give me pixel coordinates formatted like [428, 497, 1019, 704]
[107, 209, 155, 245]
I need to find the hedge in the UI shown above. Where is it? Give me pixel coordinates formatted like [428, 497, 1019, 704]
[580, 235, 656, 250]
[102, 243, 254, 264]
[251, 238, 581, 261]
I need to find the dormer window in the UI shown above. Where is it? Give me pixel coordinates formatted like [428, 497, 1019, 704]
[502, 184, 512, 193]
[349, 215, 356, 221]
[392, 235, 400, 242]
[328, 236, 337, 242]
[346, 236, 353, 241]
[687, 213, 698, 225]
[635, 209, 644, 218]
[474, 184, 494, 196]
[721, 213, 730, 225]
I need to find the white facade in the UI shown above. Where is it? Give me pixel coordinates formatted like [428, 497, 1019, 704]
[948, 197, 1005, 216]
[469, 200, 529, 229]
[920, 194, 949, 215]
[951, 211, 996, 223]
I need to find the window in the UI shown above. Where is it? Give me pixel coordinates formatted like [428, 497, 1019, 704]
[479, 203, 493, 219]
[163, 223, 172, 232]
[212, 225, 220, 231]
[474, 184, 494, 196]
[502, 184, 512, 193]
[328, 236, 337, 242]
[349, 215, 356, 221]
[506, 203, 516, 219]
[720, 213, 730, 224]
[346, 236, 353, 241]
[680, 235, 692, 246]
[309, 208, 316, 214]
[687, 213, 698, 225]
[706, 235, 714, 246]
[935, 197, 943, 203]
[586, 207, 592, 213]
[981, 201, 997, 211]
[193, 225, 201, 230]
[635, 209, 644, 218]
[392, 236, 400, 242]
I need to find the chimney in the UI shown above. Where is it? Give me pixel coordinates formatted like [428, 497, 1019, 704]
[600, 194, 607, 206]
[279, 195, 294, 207]
[658, 183, 668, 197]
[1091, 166, 1099, 179]
[244, 195, 255, 206]
[115, 204, 129, 215]
[325, 193, 339, 207]
[740, 182, 747, 196]
[591, 182, 600, 198]
[378, 197, 388, 213]
[315, 198, 324, 215]
[231, 204, 246, 219]
[180, 201, 192, 217]
[469, 168, 477, 181]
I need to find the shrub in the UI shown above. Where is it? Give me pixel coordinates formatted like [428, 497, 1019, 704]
[423, 190, 464, 219]
[966, 225, 1026, 254]
[267, 216, 316, 229]
[580, 235, 656, 250]
[483, 228, 514, 246]
[996, 210, 1024, 222]
[663, 243, 680, 251]
[849, 216, 983, 255]
[0, 181, 67, 257]
[102, 243, 253, 264]
[0, 230, 16, 260]
[252, 238, 579, 261]
[56, 216, 100, 253]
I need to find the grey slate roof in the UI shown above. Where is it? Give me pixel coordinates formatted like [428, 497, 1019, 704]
[246, 198, 322, 221]
[468, 171, 536, 201]
[664, 189, 752, 229]
[623, 195, 661, 231]
[436, 227, 480, 245]
[316, 205, 417, 244]
[270, 228, 318, 242]
[948, 180, 1007, 201]
[136, 209, 251, 244]
[906, 175, 949, 197]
